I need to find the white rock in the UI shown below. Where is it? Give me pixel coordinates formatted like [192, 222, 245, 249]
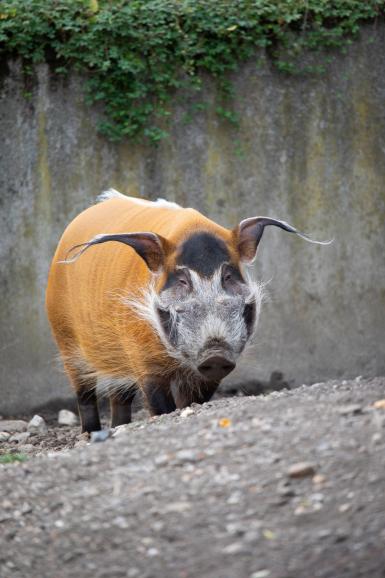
[174, 449, 204, 463]
[58, 410, 78, 426]
[27, 414, 48, 435]
[250, 571, 271, 578]
[0, 420, 28, 433]
[0, 432, 11, 442]
[222, 542, 248, 555]
[180, 407, 194, 418]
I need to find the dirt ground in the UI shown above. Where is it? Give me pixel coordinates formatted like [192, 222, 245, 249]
[0, 376, 385, 578]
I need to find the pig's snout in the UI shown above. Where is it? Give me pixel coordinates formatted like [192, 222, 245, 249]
[198, 355, 236, 381]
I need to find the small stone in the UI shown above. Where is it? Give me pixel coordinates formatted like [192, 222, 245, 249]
[155, 453, 171, 466]
[371, 432, 382, 445]
[288, 462, 317, 479]
[0, 420, 28, 433]
[310, 489, 325, 501]
[147, 548, 159, 557]
[337, 404, 362, 416]
[294, 505, 308, 516]
[112, 424, 131, 437]
[250, 571, 271, 578]
[9, 432, 31, 443]
[312, 474, 327, 485]
[58, 410, 79, 426]
[227, 491, 242, 505]
[338, 503, 351, 513]
[0, 432, 11, 442]
[27, 415, 48, 435]
[222, 542, 248, 555]
[373, 399, 385, 410]
[225, 522, 246, 536]
[335, 529, 349, 542]
[174, 449, 204, 463]
[113, 516, 129, 529]
[180, 407, 194, 418]
[164, 501, 191, 513]
[244, 530, 261, 544]
[277, 482, 296, 497]
[90, 430, 110, 443]
[318, 528, 332, 539]
[262, 529, 276, 540]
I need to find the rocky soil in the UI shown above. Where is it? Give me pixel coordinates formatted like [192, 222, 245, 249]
[0, 376, 385, 578]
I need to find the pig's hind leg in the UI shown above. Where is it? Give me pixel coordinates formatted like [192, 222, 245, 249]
[62, 356, 101, 433]
[109, 385, 137, 427]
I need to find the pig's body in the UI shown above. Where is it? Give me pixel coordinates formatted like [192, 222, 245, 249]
[46, 190, 329, 432]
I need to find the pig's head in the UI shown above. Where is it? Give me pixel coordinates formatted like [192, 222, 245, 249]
[152, 232, 262, 381]
[64, 216, 330, 382]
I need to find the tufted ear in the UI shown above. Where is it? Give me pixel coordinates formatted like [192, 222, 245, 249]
[60, 232, 171, 272]
[235, 216, 332, 263]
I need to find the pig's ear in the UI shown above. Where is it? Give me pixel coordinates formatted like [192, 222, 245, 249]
[235, 217, 332, 263]
[60, 232, 173, 272]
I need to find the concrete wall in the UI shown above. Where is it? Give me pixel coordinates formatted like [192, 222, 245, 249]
[1, 25, 384, 414]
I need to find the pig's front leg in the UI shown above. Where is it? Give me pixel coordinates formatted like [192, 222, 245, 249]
[174, 380, 219, 408]
[142, 379, 176, 416]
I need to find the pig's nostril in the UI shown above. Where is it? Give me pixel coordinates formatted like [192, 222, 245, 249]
[198, 356, 236, 380]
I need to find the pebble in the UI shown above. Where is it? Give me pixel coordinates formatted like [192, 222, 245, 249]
[277, 481, 296, 497]
[338, 503, 351, 513]
[9, 432, 31, 443]
[112, 424, 131, 437]
[174, 449, 205, 463]
[318, 528, 332, 539]
[90, 430, 110, 443]
[310, 492, 324, 502]
[222, 542, 248, 555]
[250, 571, 271, 578]
[373, 399, 385, 410]
[27, 415, 48, 435]
[180, 407, 194, 418]
[58, 410, 79, 426]
[0, 432, 11, 442]
[337, 404, 362, 416]
[288, 462, 317, 479]
[0, 420, 28, 433]
[154, 453, 171, 466]
[312, 474, 327, 485]
[163, 501, 191, 513]
[371, 432, 382, 445]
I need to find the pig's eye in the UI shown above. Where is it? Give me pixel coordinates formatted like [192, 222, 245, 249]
[175, 269, 191, 291]
[223, 270, 232, 283]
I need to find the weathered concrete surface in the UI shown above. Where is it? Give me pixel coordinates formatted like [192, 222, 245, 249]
[0, 25, 384, 414]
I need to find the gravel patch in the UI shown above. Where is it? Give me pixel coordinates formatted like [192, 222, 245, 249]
[0, 377, 385, 578]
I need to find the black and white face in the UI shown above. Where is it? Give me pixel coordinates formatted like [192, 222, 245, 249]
[153, 233, 263, 382]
